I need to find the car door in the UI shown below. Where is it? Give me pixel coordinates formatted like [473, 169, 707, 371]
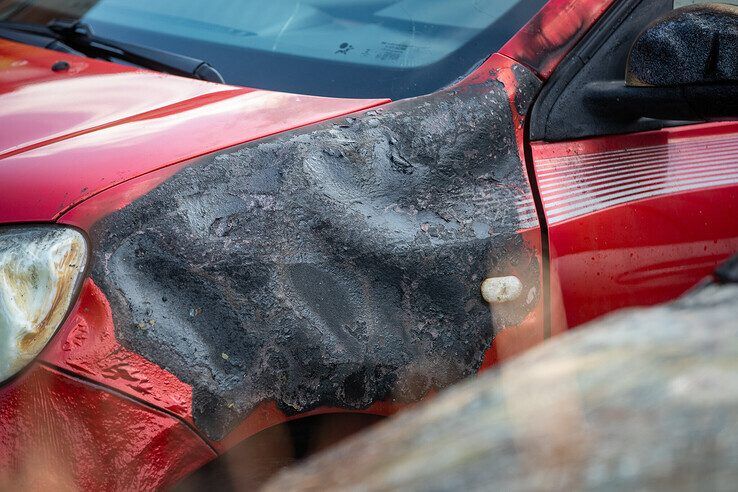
[528, 0, 738, 331]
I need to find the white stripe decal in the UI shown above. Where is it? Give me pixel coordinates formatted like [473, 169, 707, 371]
[543, 160, 738, 201]
[537, 143, 738, 182]
[537, 134, 738, 224]
[536, 133, 736, 167]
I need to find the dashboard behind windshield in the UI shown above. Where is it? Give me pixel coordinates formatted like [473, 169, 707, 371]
[0, 0, 546, 99]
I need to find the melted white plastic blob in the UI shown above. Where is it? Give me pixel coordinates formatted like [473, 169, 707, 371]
[0, 228, 87, 382]
[481, 276, 523, 304]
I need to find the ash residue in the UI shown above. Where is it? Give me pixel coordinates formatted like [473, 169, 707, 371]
[511, 64, 540, 116]
[90, 65, 542, 440]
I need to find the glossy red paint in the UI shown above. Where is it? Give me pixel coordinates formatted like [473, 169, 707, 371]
[0, 364, 215, 490]
[0, 39, 229, 159]
[532, 121, 738, 329]
[500, 0, 614, 78]
[0, 39, 387, 223]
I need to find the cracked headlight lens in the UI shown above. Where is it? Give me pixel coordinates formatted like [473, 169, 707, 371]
[0, 227, 88, 384]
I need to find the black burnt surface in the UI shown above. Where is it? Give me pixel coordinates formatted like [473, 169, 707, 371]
[715, 254, 738, 285]
[628, 4, 738, 87]
[90, 66, 541, 439]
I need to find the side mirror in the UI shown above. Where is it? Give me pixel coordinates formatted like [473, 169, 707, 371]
[585, 3, 738, 121]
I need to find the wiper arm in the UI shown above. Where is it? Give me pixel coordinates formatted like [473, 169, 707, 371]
[0, 19, 224, 83]
[47, 19, 224, 83]
[0, 21, 82, 55]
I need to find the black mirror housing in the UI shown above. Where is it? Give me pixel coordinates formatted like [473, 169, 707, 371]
[626, 3, 738, 87]
[585, 3, 738, 122]
[584, 80, 738, 121]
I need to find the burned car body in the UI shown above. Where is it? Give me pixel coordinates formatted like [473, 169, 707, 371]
[87, 61, 542, 440]
[1, 0, 737, 489]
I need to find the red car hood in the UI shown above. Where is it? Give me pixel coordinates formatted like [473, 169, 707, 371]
[0, 40, 387, 223]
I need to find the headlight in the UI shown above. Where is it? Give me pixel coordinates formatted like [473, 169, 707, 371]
[0, 226, 88, 384]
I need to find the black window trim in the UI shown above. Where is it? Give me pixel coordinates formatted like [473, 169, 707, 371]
[529, 0, 680, 142]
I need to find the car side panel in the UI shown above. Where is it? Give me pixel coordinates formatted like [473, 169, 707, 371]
[0, 365, 215, 490]
[532, 121, 738, 329]
[57, 54, 545, 444]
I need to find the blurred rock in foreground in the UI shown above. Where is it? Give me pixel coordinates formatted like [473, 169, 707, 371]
[264, 261, 738, 491]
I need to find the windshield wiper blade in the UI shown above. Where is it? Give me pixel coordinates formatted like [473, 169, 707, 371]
[48, 19, 225, 83]
[0, 19, 225, 83]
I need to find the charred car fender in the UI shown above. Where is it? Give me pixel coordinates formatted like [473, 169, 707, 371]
[61, 55, 543, 440]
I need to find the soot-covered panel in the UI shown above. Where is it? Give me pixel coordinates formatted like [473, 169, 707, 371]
[89, 63, 542, 440]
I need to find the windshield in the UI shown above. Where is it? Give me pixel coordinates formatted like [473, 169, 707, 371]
[0, 0, 546, 98]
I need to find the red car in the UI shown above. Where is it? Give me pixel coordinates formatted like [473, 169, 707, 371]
[0, 0, 736, 489]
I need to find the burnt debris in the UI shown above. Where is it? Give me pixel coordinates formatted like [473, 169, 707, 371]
[90, 64, 542, 440]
